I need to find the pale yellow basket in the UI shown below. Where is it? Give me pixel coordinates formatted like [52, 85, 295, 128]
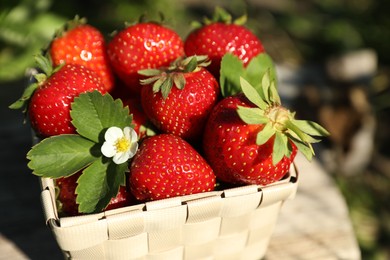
[39, 165, 298, 260]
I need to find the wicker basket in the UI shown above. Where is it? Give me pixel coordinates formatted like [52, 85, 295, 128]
[39, 164, 298, 260]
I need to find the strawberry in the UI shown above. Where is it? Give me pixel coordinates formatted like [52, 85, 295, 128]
[10, 55, 106, 137]
[203, 76, 329, 186]
[129, 134, 216, 201]
[49, 16, 115, 92]
[184, 7, 264, 78]
[139, 56, 220, 142]
[56, 172, 132, 216]
[122, 97, 151, 139]
[107, 22, 185, 95]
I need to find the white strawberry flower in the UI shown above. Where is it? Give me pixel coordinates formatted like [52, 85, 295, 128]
[101, 126, 138, 164]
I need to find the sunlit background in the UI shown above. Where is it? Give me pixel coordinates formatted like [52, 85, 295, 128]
[1, 0, 389, 259]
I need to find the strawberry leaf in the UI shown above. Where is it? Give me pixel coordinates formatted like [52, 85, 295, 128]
[256, 123, 275, 146]
[220, 53, 245, 97]
[220, 53, 278, 98]
[138, 69, 162, 77]
[9, 82, 39, 110]
[34, 54, 54, 76]
[261, 70, 272, 104]
[289, 136, 314, 162]
[212, 6, 232, 24]
[239, 77, 267, 110]
[173, 73, 186, 90]
[160, 76, 173, 99]
[152, 76, 166, 93]
[233, 14, 247, 25]
[27, 135, 99, 178]
[71, 91, 133, 143]
[245, 53, 277, 92]
[140, 75, 162, 85]
[76, 157, 127, 213]
[291, 119, 330, 136]
[272, 132, 288, 165]
[269, 81, 281, 105]
[237, 106, 268, 125]
[183, 56, 198, 72]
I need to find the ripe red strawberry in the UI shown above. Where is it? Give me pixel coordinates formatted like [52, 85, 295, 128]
[184, 7, 264, 78]
[203, 77, 329, 185]
[10, 55, 106, 137]
[56, 172, 132, 216]
[122, 97, 151, 139]
[108, 22, 184, 93]
[49, 16, 115, 92]
[129, 134, 216, 201]
[107, 22, 185, 95]
[139, 56, 220, 142]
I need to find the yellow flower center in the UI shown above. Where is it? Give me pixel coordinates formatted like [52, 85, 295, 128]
[115, 137, 130, 152]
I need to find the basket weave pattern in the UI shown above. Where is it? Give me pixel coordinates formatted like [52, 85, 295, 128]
[40, 165, 298, 260]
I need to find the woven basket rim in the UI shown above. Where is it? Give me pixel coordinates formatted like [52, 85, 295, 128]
[40, 163, 298, 227]
[38, 164, 299, 258]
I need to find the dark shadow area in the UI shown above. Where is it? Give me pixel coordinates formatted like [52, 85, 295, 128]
[1, 80, 63, 259]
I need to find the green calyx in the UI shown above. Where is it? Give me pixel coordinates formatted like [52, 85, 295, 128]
[138, 55, 210, 99]
[237, 74, 330, 165]
[9, 54, 63, 111]
[110, 14, 166, 37]
[191, 6, 247, 28]
[54, 15, 87, 38]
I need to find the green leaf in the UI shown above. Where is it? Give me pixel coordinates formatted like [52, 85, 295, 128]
[240, 77, 267, 109]
[9, 82, 39, 110]
[27, 135, 99, 178]
[183, 56, 198, 72]
[153, 76, 166, 93]
[261, 70, 271, 104]
[138, 69, 162, 76]
[237, 106, 268, 125]
[220, 53, 245, 97]
[272, 132, 288, 165]
[245, 53, 277, 95]
[286, 120, 320, 145]
[160, 76, 173, 99]
[173, 73, 186, 90]
[139, 75, 161, 85]
[233, 14, 247, 25]
[256, 123, 275, 146]
[269, 81, 281, 105]
[70, 91, 133, 143]
[76, 158, 127, 213]
[291, 119, 330, 136]
[34, 54, 53, 76]
[213, 6, 232, 23]
[289, 136, 314, 161]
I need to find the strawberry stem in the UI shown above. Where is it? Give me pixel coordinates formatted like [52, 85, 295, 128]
[266, 106, 290, 132]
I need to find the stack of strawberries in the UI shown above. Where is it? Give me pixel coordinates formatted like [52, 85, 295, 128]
[11, 8, 328, 216]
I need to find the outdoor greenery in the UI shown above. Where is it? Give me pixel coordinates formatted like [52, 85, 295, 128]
[1, 0, 389, 258]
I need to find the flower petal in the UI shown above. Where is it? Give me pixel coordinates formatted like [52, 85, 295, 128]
[123, 127, 131, 139]
[129, 127, 139, 143]
[113, 152, 129, 164]
[105, 126, 123, 143]
[129, 142, 138, 158]
[101, 142, 116, 158]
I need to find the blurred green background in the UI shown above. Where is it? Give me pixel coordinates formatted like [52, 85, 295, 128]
[1, 0, 389, 259]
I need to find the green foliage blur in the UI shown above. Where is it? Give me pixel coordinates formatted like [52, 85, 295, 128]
[2, 0, 390, 83]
